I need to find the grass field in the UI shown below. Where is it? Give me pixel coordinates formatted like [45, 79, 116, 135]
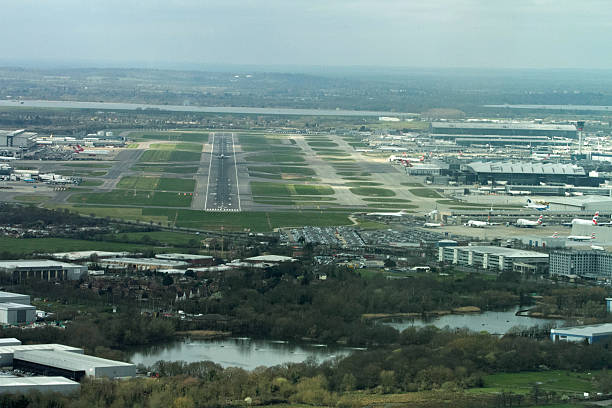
[308, 141, 339, 147]
[150, 142, 203, 152]
[68, 190, 192, 207]
[117, 176, 159, 190]
[99, 230, 200, 247]
[56, 169, 107, 177]
[250, 182, 334, 196]
[345, 181, 383, 187]
[0, 236, 157, 254]
[349, 187, 396, 197]
[249, 166, 316, 175]
[246, 153, 305, 163]
[410, 188, 443, 198]
[12, 194, 51, 203]
[117, 176, 195, 192]
[157, 178, 195, 192]
[401, 182, 424, 187]
[78, 180, 104, 187]
[139, 150, 201, 162]
[63, 163, 112, 168]
[473, 371, 597, 395]
[128, 131, 209, 143]
[132, 165, 198, 174]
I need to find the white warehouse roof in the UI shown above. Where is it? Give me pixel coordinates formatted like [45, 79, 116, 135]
[466, 161, 586, 176]
[453, 246, 549, 259]
[244, 255, 295, 263]
[551, 323, 612, 337]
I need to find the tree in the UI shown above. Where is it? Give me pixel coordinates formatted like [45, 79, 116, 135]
[162, 275, 174, 286]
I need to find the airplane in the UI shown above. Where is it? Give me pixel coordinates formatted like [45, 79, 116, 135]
[0, 156, 17, 161]
[464, 220, 490, 228]
[570, 212, 599, 226]
[567, 232, 596, 242]
[218, 154, 226, 159]
[516, 215, 543, 228]
[366, 209, 409, 217]
[424, 222, 444, 228]
[525, 198, 549, 211]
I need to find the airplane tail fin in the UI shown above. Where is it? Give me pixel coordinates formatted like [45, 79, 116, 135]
[537, 215, 543, 224]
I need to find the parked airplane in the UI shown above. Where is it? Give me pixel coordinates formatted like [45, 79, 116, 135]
[424, 222, 444, 228]
[366, 209, 408, 217]
[571, 212, 599, 226]
[525, 198, 549, 211]
[0, 156, 17, 161]
[464, 220, 490, 228]
[567, 232, 596, 242]
[516, 215, 543, 228]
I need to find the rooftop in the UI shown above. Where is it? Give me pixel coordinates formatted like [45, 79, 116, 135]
[0, 260, 85, 269]
[431, 122, 576, 131]
[155, 253, 213, 261]
[466, 161, 586, 176]
[0, 302, 35, 311]
[14, 349, 135, 371]
[244, 255, 295, 263]
[102, 258, 189, 267]
[551, 323, 612, 337]
[0, 376, 79, 386]
[453, 246, 549, 259]
[51, 251, 130, 261]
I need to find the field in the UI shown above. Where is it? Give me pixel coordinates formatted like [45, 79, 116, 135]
[128, 131, 209, 143]
[116, 176, 194, 192]
[79, 180, 104, 187]
[139, 150, 201, 162]
[349, 187, 396, 197]
[250, 182, 334, 197]
[13, 194, 51, 203]
[410, 188, 443, 198]
[68, 190, 192, 207]
[149, 143, 203, 152]
[472, 371, 597, 395]
[246, 153, 306, 163]
[63, 163, 113, 168]
[131, 165, 198, 174]
[0, 237, 159, 254]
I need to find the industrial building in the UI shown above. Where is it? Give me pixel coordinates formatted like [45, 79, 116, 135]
[438, 245, 549, 273]
[0, 129, 38, 150]
[0, 344, 83, 366]
[13, 349, 136, 381]
[0, 376, 80, 395]
[430, 122, 577, 145]
[462, 161, 599, 186]
[50, 251, 131, 262]
[155, 253, 214, 266]
[99, 257, 189, 271]
[0, 260, 87, 281]
[551, 323, 612, 344]
[0, 303, 36, 325]
[0, 291, 30, 305]
[549, 250, 612, 279]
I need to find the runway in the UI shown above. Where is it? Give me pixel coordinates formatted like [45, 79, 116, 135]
[203, 132, 241, 212]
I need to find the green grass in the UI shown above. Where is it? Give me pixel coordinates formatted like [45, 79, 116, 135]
[362, 198, 412, 203]
[307, 141, 338, 147]
[128, 131, 209, 143]
[99, 231, 200, 247]
[474, 371, 597, 395]
[68, 190, 192, 207]
[150, 143, 203, 152]
[131, 165, 198, 174]
[410, 188, 443, 198]
[56, 169, 107, 177]
[250, 182, 334, 196]
[246, 153, 305, 163]
[249, 166, 316, 176]
[345, 181, 383, 187]
[117, 176, 159, 190]
[139, 150, 201, 162]
[78, 180, 104, 187]
[350, 187, 396, 197]
[12, 194, 51, 203]
[249, 172, 283, 180]
[143, 209, 354, 231]
[0, 237, 156, 254]
[63, 163, 112, 168]
[157, 178, 195, 192]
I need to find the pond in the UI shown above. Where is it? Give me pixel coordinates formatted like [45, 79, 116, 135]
[381, 307, 566, 335]
[128, 337, 356, 370]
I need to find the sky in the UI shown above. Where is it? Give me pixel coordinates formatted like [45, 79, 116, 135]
[1, 0, 611, 71]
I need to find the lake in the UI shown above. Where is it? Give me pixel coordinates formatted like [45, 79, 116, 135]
[0, 99, 411, 117]
[128, 337, 355, 370]
[381, 307, 565, 334]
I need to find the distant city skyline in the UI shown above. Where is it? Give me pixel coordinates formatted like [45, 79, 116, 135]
[1, 0, 611, 70]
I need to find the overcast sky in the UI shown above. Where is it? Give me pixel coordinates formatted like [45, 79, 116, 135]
[1, 0, 610, 70]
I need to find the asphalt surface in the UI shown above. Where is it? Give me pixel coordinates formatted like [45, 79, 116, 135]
[203, 132, 241, 212]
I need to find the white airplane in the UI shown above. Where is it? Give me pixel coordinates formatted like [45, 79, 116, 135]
[366, 209, 409, 217]
[0, 156, 17, 161]
[516, 215, 543, 228]
[567, 232, 596, 242]
[424, 222, 444, 228]
[525, 198, 549, 211]
[571, 212, 599, 226]
[464, 220, 490, 228]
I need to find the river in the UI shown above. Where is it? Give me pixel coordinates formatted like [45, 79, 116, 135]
[0, 99, 412, 117]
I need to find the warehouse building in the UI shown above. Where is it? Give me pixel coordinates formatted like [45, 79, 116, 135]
[551, 323, 612, 344]
[0, 291, 30, 305]
[0, 376, 80, 395]
[0, 343, 83, 366]
[0, 303, 36, 325]
[13, 349, 136, 381]
[0, 129, 38, 149]
[155, 253, 214, 266]
[100, 257, 189, 271]
[0, 260, 87, 281]
[50, 251, 131, 262]
[549, 250, 612, 279]
[438, 245, 549, 272]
